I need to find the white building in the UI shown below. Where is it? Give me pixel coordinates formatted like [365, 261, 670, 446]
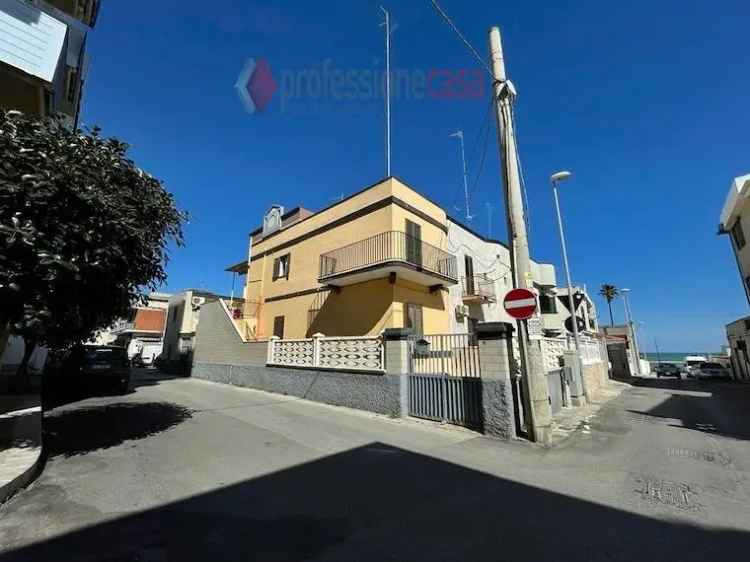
[719, 172, 750, 381]
[162, 290, 230, 365]
[445, 217, 560, 334]
[93, 293, 171, 363]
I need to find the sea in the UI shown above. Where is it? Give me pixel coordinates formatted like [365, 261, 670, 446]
[644, 352, 716, 364]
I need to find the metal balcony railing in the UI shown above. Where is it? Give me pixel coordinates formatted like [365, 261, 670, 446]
[319, 231, 457, 282]
[461, 273, 496, 302]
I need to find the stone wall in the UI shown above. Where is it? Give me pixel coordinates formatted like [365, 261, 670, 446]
[582, 362, 609, 395]
[192, 362, 401, 417]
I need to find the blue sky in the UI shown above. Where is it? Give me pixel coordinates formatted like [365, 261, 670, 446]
[81, 0, 749, 352]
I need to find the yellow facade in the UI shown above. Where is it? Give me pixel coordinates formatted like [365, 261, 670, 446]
[242, 178, 455, 339]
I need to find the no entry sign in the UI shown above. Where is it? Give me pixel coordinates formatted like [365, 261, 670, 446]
[503, 288, 537, 320]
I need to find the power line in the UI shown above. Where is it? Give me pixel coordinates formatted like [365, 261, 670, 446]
[429, 0, 492, 77]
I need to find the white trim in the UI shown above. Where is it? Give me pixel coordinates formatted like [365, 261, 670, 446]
[219, 299, 247, 342]
[504, 298, 536, 309]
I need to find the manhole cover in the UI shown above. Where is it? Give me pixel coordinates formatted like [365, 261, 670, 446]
[666, 447, 731, 466]
[634, 476, 700, 511]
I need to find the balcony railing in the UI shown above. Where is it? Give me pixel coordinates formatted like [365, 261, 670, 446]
[319, 231, 457, 282]
[461, 274, 496, 302]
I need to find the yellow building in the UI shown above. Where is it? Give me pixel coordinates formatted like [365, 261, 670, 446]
[0, 0, 100, 128]
[227, 177, 459, 339]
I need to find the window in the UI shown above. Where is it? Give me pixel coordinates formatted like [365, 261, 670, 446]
[732, 220, 746, 249]
[273, 316, 285, 338]
[273, 254, 291, 280]
[403, 303, 424, 335]
[539, 293, 557, 314]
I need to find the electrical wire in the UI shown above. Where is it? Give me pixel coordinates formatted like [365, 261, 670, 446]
[429, 0, 493, 78]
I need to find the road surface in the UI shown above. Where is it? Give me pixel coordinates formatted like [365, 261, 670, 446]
[0, 370, 748, 561]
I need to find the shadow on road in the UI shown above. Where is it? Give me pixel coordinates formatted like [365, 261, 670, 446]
[628, 376, 750, 441]
[0, 442, 747, 561]
[43, 402, 193, 458]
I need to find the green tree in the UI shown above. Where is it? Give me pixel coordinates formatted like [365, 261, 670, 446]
[599, 284, 619, 327]
[0, 110, 186, 376]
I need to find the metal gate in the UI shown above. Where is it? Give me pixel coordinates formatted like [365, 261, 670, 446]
[407, 334, 482, 429]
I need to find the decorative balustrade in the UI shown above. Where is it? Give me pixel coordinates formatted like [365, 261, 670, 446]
[268, 334, 385, 373]
[540, 334, 604, 372]
[319, 231, 457, 282]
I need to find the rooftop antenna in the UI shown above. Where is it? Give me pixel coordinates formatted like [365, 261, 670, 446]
[486, 202, 493, 237]
[379, 6, 395, 177]
[449, 130, 473, 221]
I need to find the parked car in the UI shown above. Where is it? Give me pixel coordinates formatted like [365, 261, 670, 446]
[683, 355, 708, 378]
[46, 345, 131, 394]
[655, 363, 682, 378]
[693, 362, 731, 381]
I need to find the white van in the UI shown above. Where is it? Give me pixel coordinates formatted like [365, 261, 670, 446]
[684, 355, 708, 377]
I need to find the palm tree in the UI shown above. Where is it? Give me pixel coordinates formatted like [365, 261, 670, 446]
[599, 284, 619, 327]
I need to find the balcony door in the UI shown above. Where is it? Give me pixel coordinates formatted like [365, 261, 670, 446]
[405, 219, 422, 267]
[464, 255, 475, 295]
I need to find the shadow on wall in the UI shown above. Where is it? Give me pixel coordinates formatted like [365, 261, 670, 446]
[43, 402, 193, 458]
[307, 285, 392, 337]
[0, 442, 746, 561]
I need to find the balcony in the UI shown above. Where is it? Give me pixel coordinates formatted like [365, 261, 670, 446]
[319, 231, 457, 288]
[461, 274, 496, 303]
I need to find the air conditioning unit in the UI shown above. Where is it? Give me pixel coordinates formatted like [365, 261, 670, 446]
[455, 304, 469, 317]
[191, 296, 206, 307]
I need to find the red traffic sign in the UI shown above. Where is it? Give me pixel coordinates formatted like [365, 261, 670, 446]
[503, 288, 537, 320]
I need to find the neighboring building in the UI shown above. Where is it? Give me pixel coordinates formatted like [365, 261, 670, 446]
[549, 286, 600, 337]
[602, 324, 638, 377]
[227, 177, 462, 340]
[93, 293, 170, 363]
[0, 0, 100, 128]
[162, 290, 228, 365]
[445, 216, 559, 334]
[719, 173, 750, 381]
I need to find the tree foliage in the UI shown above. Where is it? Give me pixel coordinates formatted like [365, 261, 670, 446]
[599, 283, 619, 327]
[0, 110, 186, 349]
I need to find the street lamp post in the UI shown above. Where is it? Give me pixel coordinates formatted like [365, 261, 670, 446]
[550, 171, 582, 355]
[621, 288, 641, 375]
[550, 170, 587, 403]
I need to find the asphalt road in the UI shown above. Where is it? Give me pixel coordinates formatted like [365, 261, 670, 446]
[0, 370, 748, 561]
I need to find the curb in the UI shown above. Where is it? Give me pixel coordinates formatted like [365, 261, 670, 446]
[0, 399, 45, 505]
[0, 446, 44, 505]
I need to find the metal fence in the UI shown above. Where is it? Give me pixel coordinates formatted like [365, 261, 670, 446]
[408, 373, 482, 428]
[409, 333, 482, 377]
[319, 230, 457, 281]
[461, 273, 496, 302]
[267, 334, 385, 372]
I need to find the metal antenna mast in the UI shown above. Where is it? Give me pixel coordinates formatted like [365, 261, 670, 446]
[450, 130, 472, 221]
[380, 6, 392, 177]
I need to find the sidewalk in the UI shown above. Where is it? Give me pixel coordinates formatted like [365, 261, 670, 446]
[549, 379, 631, 445]
[0, 394, 43, 504]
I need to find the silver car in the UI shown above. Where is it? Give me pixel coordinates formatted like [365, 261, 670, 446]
[694, 362, 731, 381]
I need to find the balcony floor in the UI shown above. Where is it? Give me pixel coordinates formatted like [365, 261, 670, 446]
[319, 261, 457, 288]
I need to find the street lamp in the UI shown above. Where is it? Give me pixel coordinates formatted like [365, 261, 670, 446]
[550, 171, 581, 356]
[620, 288, 641, 374]
[550, 170, 587, 403]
